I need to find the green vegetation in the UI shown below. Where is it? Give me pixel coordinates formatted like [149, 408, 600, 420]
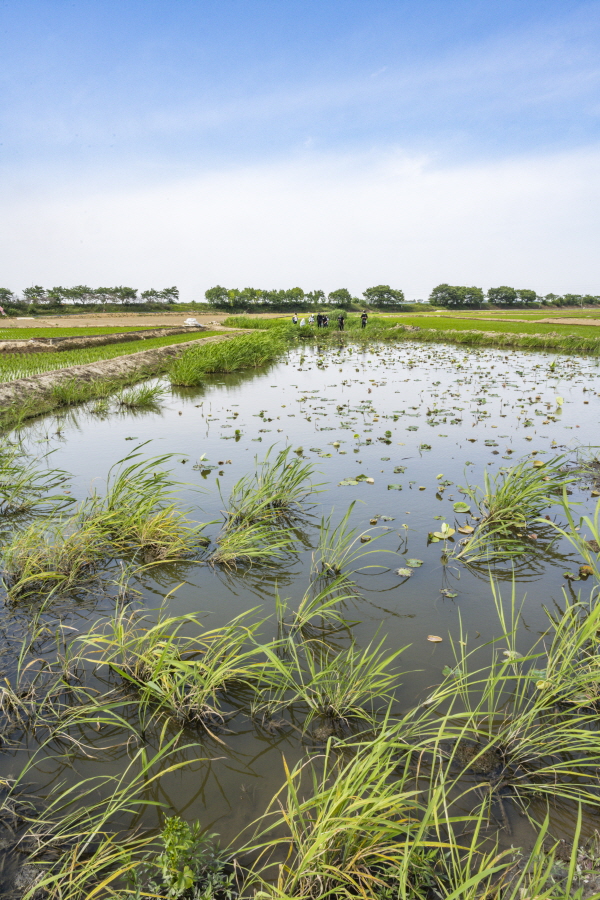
[0, 329, 219, 384]
[169, 330, 286, 385]
[224, 313, 600, 355]
[453, 455, 575, 562]
[0, 325, 158, 339]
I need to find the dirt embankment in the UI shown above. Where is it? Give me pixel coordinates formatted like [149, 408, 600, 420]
[0, 332, 244, 418]
[0, 326, 208, 354]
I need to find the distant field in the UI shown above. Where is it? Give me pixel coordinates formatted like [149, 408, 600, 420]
[381, 315, 600, 337]
[0, 325, 158, 340]
[413, 309, 600, 320]
[0, 330, 219, 384]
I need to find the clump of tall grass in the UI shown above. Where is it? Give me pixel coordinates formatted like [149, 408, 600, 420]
[242, 727, 432, 899]
[1, 515, 108, 598]
[210, 447, 315, 566]
[453, 455, 574, 562]
[84, 448, 209, 562]
[116, 382, 166, 409]
[79, 604, 268, 735]
[169, 331, 286, 385]
[0, 442, 74, 516]
[311, 501, 391, 583]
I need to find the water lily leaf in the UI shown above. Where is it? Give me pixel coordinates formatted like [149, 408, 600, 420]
[339, 478, 358, 486]
[457, 525, 474, 534]
[394, 466, 406, 474]
[427, 635, 443, 643]
[396, 567, 413, 577]
[532, 460, 544, 468]
[319, 452, 332, 458]
[419, 443, 432, 450]
[406, 558, 423, 567]
[387, 484, 402, 490]
[502, 650, 523, 661]
[453, 502, 470, 513]
[440, 589, 458, 598]
[407, 425, 418, 431]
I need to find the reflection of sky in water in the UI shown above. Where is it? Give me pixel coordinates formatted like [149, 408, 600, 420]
[9, 340, 600, 845]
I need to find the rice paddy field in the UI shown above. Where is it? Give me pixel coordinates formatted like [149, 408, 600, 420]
[1, 330, 600, 898]
[0, 330, 220, 383]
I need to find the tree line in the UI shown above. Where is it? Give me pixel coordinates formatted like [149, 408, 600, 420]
[205, 285, 405, 309]
[0, 285, 179, 311]
[429, 284, 600, 308]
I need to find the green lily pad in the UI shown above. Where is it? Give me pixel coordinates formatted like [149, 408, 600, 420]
[453, 501, 470, 513]
[440, 589, 458, 598]
[339, 478, 358, 486]
[387, 484, 402, 490]
[396, 567, 413, 577]
[406, 558, 423, 567]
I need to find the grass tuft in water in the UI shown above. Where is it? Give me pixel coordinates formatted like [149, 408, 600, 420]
[169, 331, 286, 385]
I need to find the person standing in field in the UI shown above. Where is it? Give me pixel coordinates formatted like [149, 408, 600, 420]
[361, 310, 368, 329]
[337, 313, 345, 330]
[316, 313, 322, 328]
[308, 314, 314, 325]
[292, 313, 298, 324]
[323, 314, 329, 327]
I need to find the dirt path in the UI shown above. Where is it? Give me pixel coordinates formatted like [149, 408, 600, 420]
[0, 332, 244, 419]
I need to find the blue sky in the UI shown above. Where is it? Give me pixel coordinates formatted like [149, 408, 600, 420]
[1, 0, 600, 299]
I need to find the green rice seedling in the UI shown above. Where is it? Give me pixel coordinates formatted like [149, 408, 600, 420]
[210, 520, 297, 567]
[90, 396, 110, 416]
[272, 636, 406, 729]
[116, 382, 166, 409]
[169, 331, 286, 386]
[84, 448, 209, 561]
[0, 442, 74, 516]
[415, 583, 600, 814]
[79, 604, 267, 735]
[12, 731, 205, 900]
[311, 501, 392, 581]
[289, 575, 358, 633]
[1, 515, 109, 598]
[241, 726, 441, 899]
[453, 455, 574, 562]
[224, 446, 316, 526]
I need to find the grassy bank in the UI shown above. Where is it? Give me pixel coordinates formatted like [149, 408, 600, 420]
[224, 315, 600, 356]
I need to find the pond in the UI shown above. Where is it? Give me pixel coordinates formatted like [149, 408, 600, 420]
[2, 337, 600, 892]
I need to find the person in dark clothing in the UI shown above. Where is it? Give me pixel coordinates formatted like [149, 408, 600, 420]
[360, 310, 368, 329]
[316, 313, 323, 328]
[323, 314, 329, 327]
[337, 313, 345, 330]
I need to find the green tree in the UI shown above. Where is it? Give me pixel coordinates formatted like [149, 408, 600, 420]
[23, 285, 47, 304]
[516, 289, 537, 305]
[327, 288, 352, 306]
[428, 284, 474, 307]
[205, 285, 228, 306]
[305, 289, 325, 305]
[487, 286, 517, 306]
[362, 285, 405, 306]
[161, 286, 179, 303]
[0, 288, 15, 305]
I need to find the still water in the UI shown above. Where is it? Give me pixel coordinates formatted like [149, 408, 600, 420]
[6, 339, 600, 849]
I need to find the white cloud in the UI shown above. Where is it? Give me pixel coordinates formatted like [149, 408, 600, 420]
[2, 145, 600, 299]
